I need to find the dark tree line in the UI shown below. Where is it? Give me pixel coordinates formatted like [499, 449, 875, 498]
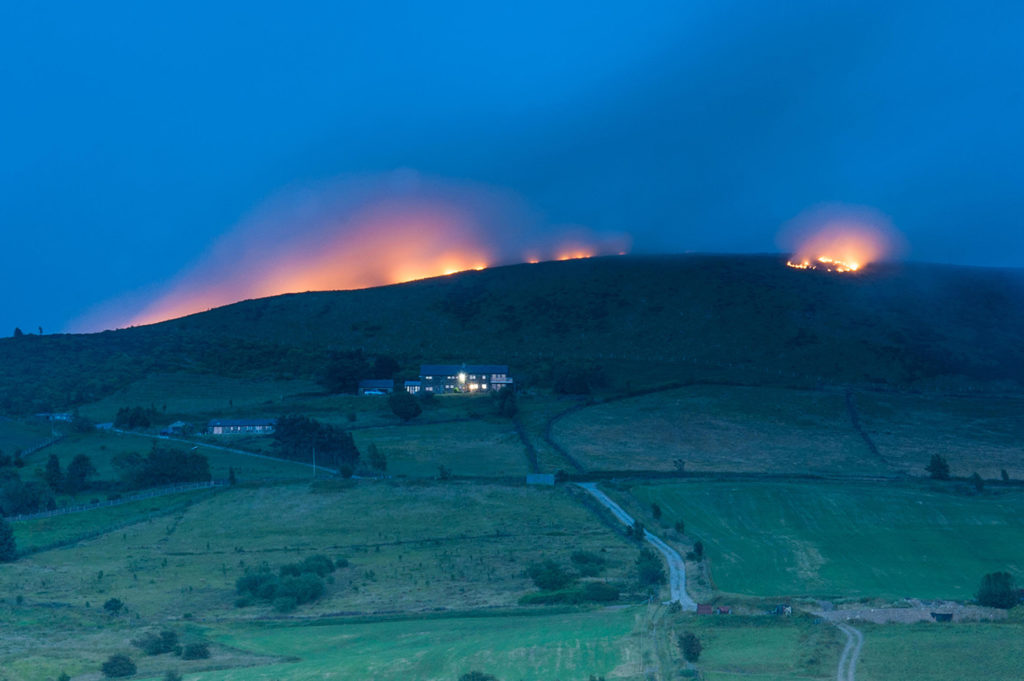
[113, 445, 210, 488]
[273, 414, 359, 470]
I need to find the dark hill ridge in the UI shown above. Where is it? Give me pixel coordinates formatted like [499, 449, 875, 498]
[3, 254, 1023, 412]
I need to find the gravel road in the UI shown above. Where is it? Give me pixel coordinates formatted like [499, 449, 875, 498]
[576, 482, 697, 610]
[834, 622, 863, 681]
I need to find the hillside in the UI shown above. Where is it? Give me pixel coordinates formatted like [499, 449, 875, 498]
[3, 254, 1024, 412]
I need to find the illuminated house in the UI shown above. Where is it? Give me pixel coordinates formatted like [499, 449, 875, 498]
[417, 364, 512, 394]
[207, 418, 276, 435]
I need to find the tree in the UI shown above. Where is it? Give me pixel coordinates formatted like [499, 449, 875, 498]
[372, 355, 401, 379]
[389, 391, 422, 422]
[631, 519, 646, 539]
[495, 386, 517, 417]
[13, 327, 23, 338]
[320, 350, 370, 394]
[164, 671, 183, 681]
[64, 454, 97, 494]
[228, 467, 237, 485]
[651, 503, 662, 520]
[101, 654, 137, 678]
[678, 631, 703, 662]
[976, 571, 1018, 609]
[182, 642, 210, 660]
[971, 472, 985, 493]
[926, 454, 950, 480]
[368, 443, 387, 472]
[636, 548, 666, 586]
[0, 517, 16, 562]
[57, 673, 71, 681]
[1002, 469, 1011, 482]
[44, 454, 63, 491]
[694, 541, 704, 559]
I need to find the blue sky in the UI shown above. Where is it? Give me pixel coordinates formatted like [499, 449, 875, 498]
[2, 1, 1022, 333]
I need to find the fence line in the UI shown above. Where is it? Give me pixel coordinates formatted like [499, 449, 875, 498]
[7, 480, 225, 522]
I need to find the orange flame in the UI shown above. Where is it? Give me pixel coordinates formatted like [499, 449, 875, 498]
[69, 174, 632, 331]
[779, 205, 903, 274]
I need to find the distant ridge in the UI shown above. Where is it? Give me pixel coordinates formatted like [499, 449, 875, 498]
[3, 254, 1023, 412]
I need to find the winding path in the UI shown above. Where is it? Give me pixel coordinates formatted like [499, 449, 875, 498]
[576, 482, 697, 610]
[834, 623, 864, 681]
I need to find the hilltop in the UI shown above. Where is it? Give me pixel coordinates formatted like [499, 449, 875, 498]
[3, 254, 1023, 412]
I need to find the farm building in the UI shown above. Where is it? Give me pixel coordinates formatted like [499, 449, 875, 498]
[418, 364, 512, 394]
[358, 379, 395, 395]
[207, 418, 276, 435]
[404, 380, 421, 394]
[160, 420, 190, 436]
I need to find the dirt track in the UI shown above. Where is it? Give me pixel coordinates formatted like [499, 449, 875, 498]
[576, 482, 697, 610]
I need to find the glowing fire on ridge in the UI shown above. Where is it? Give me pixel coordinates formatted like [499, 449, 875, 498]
[69, 173, 632, 332]
[779, 205, 903, 275]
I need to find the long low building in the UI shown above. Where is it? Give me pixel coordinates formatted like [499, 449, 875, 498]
[207, 418, 276, 435]
[418, 364, 512, 394]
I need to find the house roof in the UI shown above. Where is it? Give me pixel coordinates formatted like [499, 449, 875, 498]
[207, 418, 277, 427]
[404, 380, 422, 386]
[420, 364, 509, 376]
[359, 379, 395, 389]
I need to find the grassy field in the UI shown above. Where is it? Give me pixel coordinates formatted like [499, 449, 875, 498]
[552, 385, 878, 474]
[630, 480, 1024, 599]
[671, 615, 840, 681]
[19, 430, 314, 490]
[0, 417, 54, 454]
[352, 418, 528, 477]
[12, 488, 217, 553]
[855, 391, 1024, 479]
[192, 609, 639, 680]
[0, 480, 637, 622]
[855, 620, 1024, 681]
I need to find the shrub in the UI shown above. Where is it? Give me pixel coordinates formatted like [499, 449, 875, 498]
[388, 391, 422, 422]
[977, 571, 1018, 609]
[527, 560, 576, 591]
[103, 598, 124, 615]
[678, 631, 703, 662]
[926, 454, 950, 480]
[636, 548, 666, 586]
[131, 630, 178, 655]
[581, 581, 620, 602]
[101, 654, 137, 678]
[57, 673, 71, 681]
[570, 550, 606, 577]
[459, 672, 498, 681]
[181, 642, 210, 660]
[164, 671, 183, 681]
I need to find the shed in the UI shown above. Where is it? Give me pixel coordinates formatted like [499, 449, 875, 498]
[526, 473, 556, 486]
[696, 604, 713, 615]
[358, 379, 395, 395]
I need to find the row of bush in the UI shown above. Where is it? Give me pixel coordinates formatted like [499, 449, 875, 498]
[235, 554, 344, 612]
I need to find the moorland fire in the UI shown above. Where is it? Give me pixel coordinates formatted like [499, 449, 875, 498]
[781, 206, 902, 274]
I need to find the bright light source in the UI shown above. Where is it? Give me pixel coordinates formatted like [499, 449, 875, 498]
[458, 372, 466, 383]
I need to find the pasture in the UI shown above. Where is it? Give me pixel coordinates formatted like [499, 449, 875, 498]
[552, 385, 877, 474]
[193, 608, 638, 681]
[630, 480, 1024, 599]
[351, 418, 529, 477]
[855, 391, 1024, 479]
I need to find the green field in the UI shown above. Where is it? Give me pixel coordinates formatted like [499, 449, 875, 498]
[552, 385, 877, 474]
[194, 609, 638, 680]
[856, 391, 1024, 479]
[352, 418, 529, 477]
[855, 621, 1024, 681]
[0, 417, 54, 454]
[12, 489, 216, 552]
[20, 430, 314, 491]
[674, 615, 840, 681]
[630, 480, 1024, 599]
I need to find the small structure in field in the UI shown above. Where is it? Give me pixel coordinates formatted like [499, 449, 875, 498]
[696, 604, 714, 615]
[159, 421, 190, 436]
[930, 612, 953, 622]
[714, 606, 732, 615]
[526, 473, 555, 486]
[418, 364, 512, 394]
[358, 379, 395, 395]
[208, 418, 276, 435]
[35, 412, 73, 422]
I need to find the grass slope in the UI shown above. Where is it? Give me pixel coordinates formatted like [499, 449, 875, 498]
[4, 255, 1024, 413]
[631, 480, 1024, 599]
[552, 385, 877, 474]
[197, 609, 638, 681]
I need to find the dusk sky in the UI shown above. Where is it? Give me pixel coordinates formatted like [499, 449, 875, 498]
[2, 1, 1023, 334]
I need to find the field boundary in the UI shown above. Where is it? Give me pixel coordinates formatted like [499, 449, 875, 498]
[8, 480, 225, 521]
